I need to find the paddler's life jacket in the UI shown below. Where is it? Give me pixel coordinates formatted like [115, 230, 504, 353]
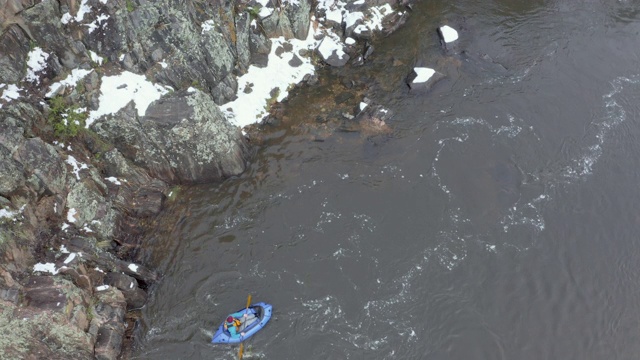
[224, 318, 242, 331]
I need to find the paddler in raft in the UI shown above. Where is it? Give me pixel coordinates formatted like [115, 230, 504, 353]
[223, 311, 253, 339]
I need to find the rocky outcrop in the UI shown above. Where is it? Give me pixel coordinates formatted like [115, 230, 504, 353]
[91, 89, 249, 184]
[0, 276, 94, 360]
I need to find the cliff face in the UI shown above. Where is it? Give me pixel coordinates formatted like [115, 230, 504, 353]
[0, 0, 408, 357]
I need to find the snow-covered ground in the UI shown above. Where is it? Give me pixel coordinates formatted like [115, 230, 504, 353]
[2, 0, 427, 131]
[219, 1, 400, 127]
[87, 71, 172, 127]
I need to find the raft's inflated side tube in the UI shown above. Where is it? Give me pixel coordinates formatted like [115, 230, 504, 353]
[212, 302, 273, 344]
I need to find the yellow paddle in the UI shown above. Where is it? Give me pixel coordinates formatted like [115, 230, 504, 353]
[238, 295, 251, 360]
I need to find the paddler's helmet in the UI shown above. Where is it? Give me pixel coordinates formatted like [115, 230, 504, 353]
[226, 316, 234, 323]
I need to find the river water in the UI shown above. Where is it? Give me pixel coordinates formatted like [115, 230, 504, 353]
[132, 0, 640, 359]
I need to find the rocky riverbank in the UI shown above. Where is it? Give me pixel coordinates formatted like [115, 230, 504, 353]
[0, 0, 417, 358]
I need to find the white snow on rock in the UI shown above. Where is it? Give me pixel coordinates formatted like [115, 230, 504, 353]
[344, 11, 364, 30]
[255, 0, 274, 19]
[25, 48, 49, 84]
[96, 285, 110, 291]
[33, 263, 59, 275]
[412, 67, 436, 83]
[63, 253, 77, 264]
[345, 37, 356, 45]
[363, 4, 393, 31]
[128, 263, 139, 272]
[159, 60, 168, 68]
[0, 205, 25, 221]
[61, 13, 73, 24]
[1, 84, 22, 102]
[317, 34, 346, 61]
[105, 177, 122, 185]
[86, 14, 110, 34]
[60, 245, 70, 254]
[359, 102, 368, 111]
[439, 25, 458, 43]
[46, 68, 93, 98]
[66, 155, 89, 180]
[0, 208, 17, 219]
[87, 71, 171, 127]
[67, 208, 78, 223]
[90, 51, 103, 65]
[201, 19, 215, 34]
[61, 0, 92, 24]
[220, 23, 319, 127]
[325, 8, 342, 25]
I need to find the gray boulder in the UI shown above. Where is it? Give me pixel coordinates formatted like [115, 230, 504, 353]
[260, 0, 310, 40]
[15, 138, 67, 196]
[406, 67, 445, 92]
[0, 146, 24, 196]
[93, 89, 249, 184]
[317, 36, 350, 67]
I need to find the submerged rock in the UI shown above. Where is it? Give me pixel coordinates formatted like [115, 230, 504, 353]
[354, 102, 393, 136]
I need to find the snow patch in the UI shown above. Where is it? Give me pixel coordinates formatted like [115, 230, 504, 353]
[63, 253, 77, 264]
[67, 208, 78, 223]
[128, 263, 139, 272]
[96, 285, 110, 291]
[89, 51, 103, 65]
[317, 34, 346, 61]
[66, 155, 89, 180]
[220, 23, 319, 127]
[439, 25, 458, 43]
[25, 48, 49, 84]
[412, 67, 435, 83]
[86, 14, 110, 34]
[33, 263, 58, 275]
[87, 71, 171, 126]
[105, 177, 122, 185]
[1, 84, 22, 102]
[201, 20, 215, 34]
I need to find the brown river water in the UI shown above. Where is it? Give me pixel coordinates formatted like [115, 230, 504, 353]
[132, 0, 640, 358]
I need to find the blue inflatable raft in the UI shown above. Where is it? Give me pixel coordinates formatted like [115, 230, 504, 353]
[212, 302, 272, 344]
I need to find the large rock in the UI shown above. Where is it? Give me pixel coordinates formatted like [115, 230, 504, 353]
[317, 35, 350, 67]
[0, 276, 94, 360]
[102, 149, 167, 218]
[0, 146, 24, 196]
[406, 67, 445, 92]
[91, 287, 127, 360]
[102, 271, 146, 308]
[66, 179, 118, 238]
[15, 138, 67, 196]
[0, 24, 31, 84]
[92, 89, 249, 184]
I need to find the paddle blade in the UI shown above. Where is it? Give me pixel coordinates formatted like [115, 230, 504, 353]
[245, 294, 252, 310]
[238, 343, 244, 360]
